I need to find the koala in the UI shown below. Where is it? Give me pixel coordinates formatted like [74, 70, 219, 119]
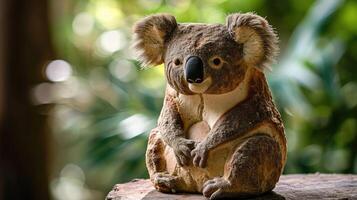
[133, 13, 287, 199]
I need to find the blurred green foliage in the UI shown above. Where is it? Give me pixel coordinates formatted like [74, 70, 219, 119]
[45, 0, 357, 199]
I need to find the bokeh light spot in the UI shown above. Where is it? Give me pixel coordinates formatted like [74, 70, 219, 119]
[97, 30, 126, 54]
[32, 83, 53, 105]
[109, 59, 137, 82]
[72, 12, 95, 36]
[46, 60, 72, 82]
[91, 0, 123, 29]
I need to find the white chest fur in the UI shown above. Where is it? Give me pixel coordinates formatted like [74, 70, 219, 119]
[170, 69, 251, 131]
[202, 78, 249, 128]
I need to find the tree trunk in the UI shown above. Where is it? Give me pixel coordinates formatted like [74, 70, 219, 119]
[0, 0, 54, 199]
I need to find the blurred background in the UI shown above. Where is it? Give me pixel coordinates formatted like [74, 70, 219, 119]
[0, 0, 356, 199]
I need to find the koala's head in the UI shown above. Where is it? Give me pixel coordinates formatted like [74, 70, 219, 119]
[133, 13, 278, 95]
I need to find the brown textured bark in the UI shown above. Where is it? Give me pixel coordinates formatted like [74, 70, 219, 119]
[0, 1, 5, 197]
[106, 174, 357, 200]
[0, 0, 53, 199]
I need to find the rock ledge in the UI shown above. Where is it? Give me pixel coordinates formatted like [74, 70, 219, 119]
[106, 174, 357, 200]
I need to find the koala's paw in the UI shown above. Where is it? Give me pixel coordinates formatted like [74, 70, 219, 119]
[173, 138, 196, 166]
[191, 141, 208, 168]
[202, 177, 231, 200]
[153, 172, 178, 193]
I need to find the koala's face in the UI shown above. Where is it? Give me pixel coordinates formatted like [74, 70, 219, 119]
[164, 24, 246, 94]
[133, 13, 278, 95]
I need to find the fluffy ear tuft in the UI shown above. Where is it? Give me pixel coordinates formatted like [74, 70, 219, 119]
[132, 14, 177, 68]
[226, 13, 279, 70]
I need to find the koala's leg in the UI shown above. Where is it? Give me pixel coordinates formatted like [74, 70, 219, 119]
[146, 128, 189, 193]
[146, 128, 166, 178]
[202, 135, 282, 199]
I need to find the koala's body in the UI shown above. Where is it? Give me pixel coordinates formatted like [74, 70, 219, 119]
[133, 13, 287, 199]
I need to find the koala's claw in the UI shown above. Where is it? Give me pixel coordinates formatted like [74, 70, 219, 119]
[175, 152, 189, 166]
[191, 142, 208, 168]
[173, 138, 196, 166]
[202, 177, 230, 200]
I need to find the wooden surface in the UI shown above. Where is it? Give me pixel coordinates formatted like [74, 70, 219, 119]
[106, 174, 357, 200]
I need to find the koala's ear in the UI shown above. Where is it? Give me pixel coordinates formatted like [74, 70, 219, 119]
[132, 14, 177, 67]
[226, 13, 278, 70]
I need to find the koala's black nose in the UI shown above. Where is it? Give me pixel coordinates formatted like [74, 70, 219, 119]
[185, 56, 204, 84]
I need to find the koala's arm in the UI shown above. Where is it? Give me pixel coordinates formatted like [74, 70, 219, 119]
[207, 99, 271, 149]
[157, 93, 184, 145]
[157, 88, 196, 166]
[192, 95, 274, 167]
[203, 113, 247, 150]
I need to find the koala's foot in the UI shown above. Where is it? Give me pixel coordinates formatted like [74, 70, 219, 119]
[202, 177, 230, 200]
[153, 172, 180, 193]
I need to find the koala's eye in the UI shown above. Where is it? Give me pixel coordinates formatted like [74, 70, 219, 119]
[213, 58, 221, 65]
[209, 56, 224, 69]
[174, 58, 182, 66]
